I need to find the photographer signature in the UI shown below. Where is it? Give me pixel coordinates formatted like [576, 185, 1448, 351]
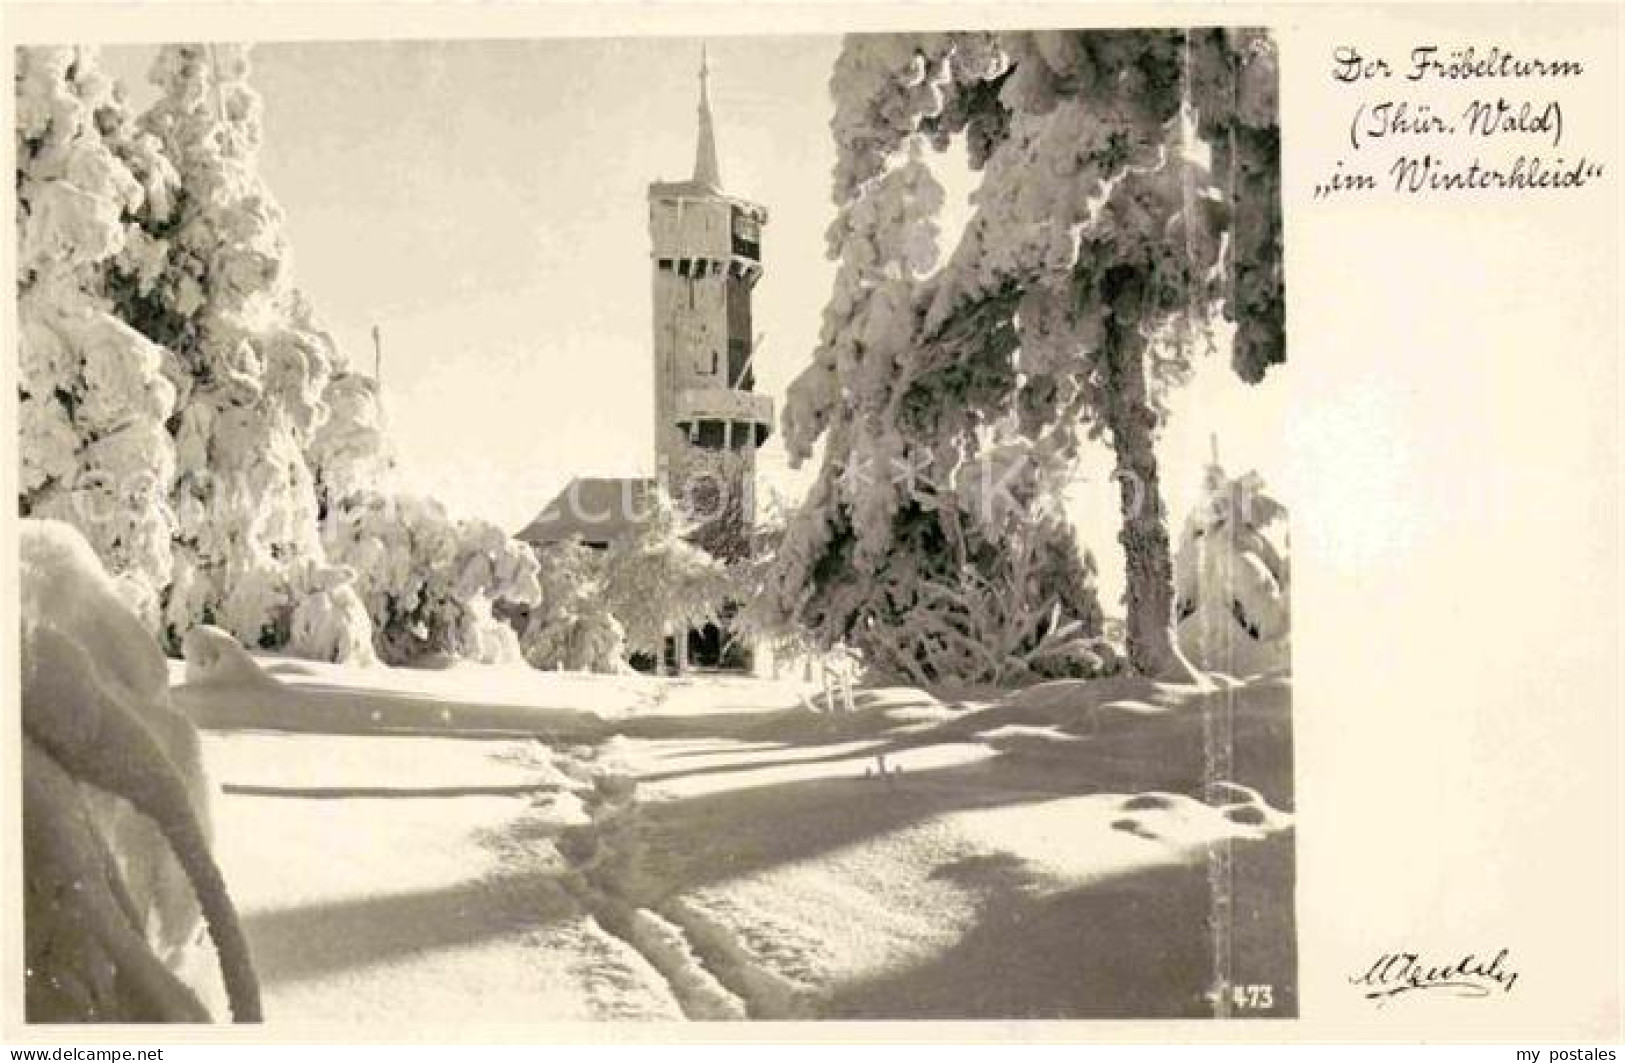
[1352, 948, 1519, 1005]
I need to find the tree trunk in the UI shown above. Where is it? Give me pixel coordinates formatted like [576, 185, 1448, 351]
[1099, 268, 1200, 684]
[672, 625, 688, 676]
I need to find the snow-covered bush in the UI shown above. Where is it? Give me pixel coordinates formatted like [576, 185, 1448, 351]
[16, 47, 179, 630]
[20, 519, 258, 1023]
[308, 370, 391, 516]
[322, 490, 542, 666]
[17, 43, 553, 673]
[286, 558, 380, 666]
[517, 538, 628, 673]
[99, 43, 374, 654]
[1174, 461, 1290, 677]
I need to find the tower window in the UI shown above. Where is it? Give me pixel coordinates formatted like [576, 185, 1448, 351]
[694, 420, 727, 450]
[732, 210, 761, 261]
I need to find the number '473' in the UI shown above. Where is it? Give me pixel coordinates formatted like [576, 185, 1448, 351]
[1232, 984, 1275, 1010]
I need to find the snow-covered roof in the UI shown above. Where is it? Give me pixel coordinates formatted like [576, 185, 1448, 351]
[516, 476, 657, 548]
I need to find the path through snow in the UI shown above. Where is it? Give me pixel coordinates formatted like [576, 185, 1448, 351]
[187, 664, 1297, 1025]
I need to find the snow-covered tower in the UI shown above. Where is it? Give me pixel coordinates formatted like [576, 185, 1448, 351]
[648, 48, 771, 570]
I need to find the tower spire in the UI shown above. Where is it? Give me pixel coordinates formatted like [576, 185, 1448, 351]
[693, 44, 721, 189]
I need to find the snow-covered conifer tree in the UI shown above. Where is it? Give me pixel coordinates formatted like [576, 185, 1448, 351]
[19, 44, 561, 671]
[602, 491, 731, 667]
[772, 29, 1282, 682]
[106, 43, 379, 655]
[322, 491, 541, 666]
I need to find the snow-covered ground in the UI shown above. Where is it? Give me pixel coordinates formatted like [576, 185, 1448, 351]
[181, 660, 1296, 1024]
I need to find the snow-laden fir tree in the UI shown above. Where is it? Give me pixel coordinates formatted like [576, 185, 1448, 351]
[602, 490, 732, 670]
[771, 29, 1282, 682]
[106, 43, 369, 653]
[516, 538, 628, 674]
[127, 45, 542, 668]
[1173, 459, 1290, 678]
[16, 47, 180, 631]
[18, 43, 549, 669]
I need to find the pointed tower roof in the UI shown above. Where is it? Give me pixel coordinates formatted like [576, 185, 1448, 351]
[648, 45, 763, 216]
[692, 45, 721, 190]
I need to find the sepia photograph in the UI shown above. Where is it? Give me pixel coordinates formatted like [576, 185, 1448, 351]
[7, 2, 1622, 1049]
[12, 28, 1294, 1026]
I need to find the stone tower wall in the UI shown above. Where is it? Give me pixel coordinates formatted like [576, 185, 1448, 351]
[648, 194, 768, 563]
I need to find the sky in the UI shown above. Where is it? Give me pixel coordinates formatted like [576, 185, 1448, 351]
[98, 37, 1290, 608]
